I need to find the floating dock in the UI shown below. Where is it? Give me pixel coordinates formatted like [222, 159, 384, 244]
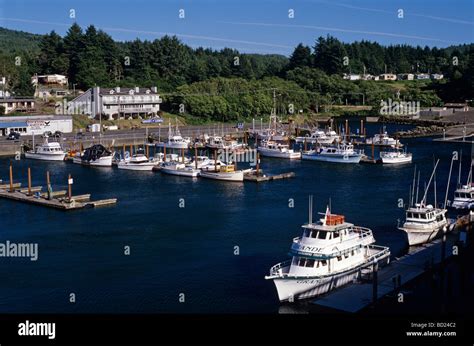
[0, 166, 117, 211]
[244, 171, 295, 183]
[313, 232, 459, 313]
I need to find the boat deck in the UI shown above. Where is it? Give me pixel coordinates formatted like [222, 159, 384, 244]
[312, 233, 458, 312]
[244, 171, 295, 182]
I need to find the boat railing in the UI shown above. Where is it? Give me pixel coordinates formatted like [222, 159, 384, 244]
[269, 260, 291, 276]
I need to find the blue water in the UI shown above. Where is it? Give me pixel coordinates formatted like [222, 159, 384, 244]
[0, 121, 472, 313]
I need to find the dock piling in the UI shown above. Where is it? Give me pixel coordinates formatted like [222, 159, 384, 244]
[46, 171, 51, 200]
[68, 174, 72, 201]
[9, 164, 13, 193]
[27, 167, 32, 196]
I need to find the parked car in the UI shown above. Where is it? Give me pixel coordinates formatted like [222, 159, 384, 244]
[7, 131, 20, 140]
[53, 131, 63, 138]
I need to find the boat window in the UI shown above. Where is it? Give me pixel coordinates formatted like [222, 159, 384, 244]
[321, 260, 327, 266]
[420, 213, 427, 219]
[344, 253, 349, 259]
[298, 258, 307, 267]
[305, 259, 315, 267]
[333, 231, 339, 238]
[318, 231, 327, 239]
[351, 250, 355, 256]
[337, 256, 342, 261]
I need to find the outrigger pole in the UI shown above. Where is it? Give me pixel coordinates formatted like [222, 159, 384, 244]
[421, 159, 440, 206]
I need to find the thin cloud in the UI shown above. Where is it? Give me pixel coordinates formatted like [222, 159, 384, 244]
[0, 17, 292, 50]
[220, 21, 462, 44]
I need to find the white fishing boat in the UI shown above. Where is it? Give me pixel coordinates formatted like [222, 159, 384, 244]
[265, 197, 390, 302]
[117, 152, 160, 171]
[258, 141, 301, 159]
[187, 156, 211, 169]
[206, 136, 245, 150]
[295, 129, 340, 145]
[200, 164, 244, 182]
[155, 121, 190, 149]
[302, 143, 362, 163]
[24, 136, 66, 161]
[160, 162, 200, 177]
[380, 147, 412, 164]
[366, 131, 397, 146]
[452, 160, 474, 210]
[72, 144, 114, 167]
[399, 160, 449, 246]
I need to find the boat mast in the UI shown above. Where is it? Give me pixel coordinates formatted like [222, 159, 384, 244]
[458, 149, 462, 187]
[444, 153, 456, 209]
[308, 195, 313, 224]
[415, 171, 420, 205]
[421, 159, 440, 206]
[433, 157, 437, 207]
[411, 166, 416, 206]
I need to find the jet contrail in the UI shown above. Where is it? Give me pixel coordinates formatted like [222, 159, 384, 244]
[220, 21, 462, 44]
[311, 0, 474, 25]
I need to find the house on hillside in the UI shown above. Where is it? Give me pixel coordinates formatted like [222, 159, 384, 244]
[68, 86, 162, 119]
[379, 73, 397, 81]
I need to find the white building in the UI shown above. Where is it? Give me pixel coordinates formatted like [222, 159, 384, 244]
[0, 98, 36, 114]
[431, 74, 444, 80]
[397, 73, 414, 80]
[0, 115, 72, 136]
[31, 74, 68, 86]
[379, 73, 397, 81]
[68, 86, 162, 119]
[416, 73, 430, 80]
[343, 73, 361, 81]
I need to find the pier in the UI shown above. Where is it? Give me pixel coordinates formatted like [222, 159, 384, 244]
[0, 166, 117, 210]
[312, 230, 463, 313]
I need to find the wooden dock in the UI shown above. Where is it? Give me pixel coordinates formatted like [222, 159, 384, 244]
[244, 171, 295, 183]
[312, 232, 459, 313]
[0, 187, 117, 210]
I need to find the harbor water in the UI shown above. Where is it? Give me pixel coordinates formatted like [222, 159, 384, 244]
[0, 121, 472, 313]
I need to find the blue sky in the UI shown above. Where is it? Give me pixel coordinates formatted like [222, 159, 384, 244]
[0, 0, 473, 55]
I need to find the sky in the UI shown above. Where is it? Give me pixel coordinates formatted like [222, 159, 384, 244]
[0, 0, 473, 55]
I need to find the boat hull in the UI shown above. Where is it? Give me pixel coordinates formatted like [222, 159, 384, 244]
[25, 152, 66, 161]
[73, 155, 113, 167]
[381, 156, 412, 164]
[302, 153, 361, 163]
[200, 170, 244, 181]
[117, 162, 157, 171]
[269, 253, 390, 302]
[399, 222, 447, 246]
[258, 148, 301, 159]
[161, 167, 200, 177]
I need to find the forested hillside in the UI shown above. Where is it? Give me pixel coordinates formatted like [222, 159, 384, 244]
[0, 24, 472, 121]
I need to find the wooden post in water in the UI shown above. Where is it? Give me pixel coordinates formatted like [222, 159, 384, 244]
[214, 149, 217, 171]
[360, 120, 364, 137]
[256, 153, 260, 177]
[46, 171, 51, 200]
[146, 144, 149, 158]
[122, 144, 126, 158]
[9, 164, 13, 192]
[130, 144, 133, 157]
[304, 138, 307, 152]
[163, 145, 167, 162]
[194, 145, 198, 169]
[345, 119, 349, 142]
[27, 167, 32, 196]
[181, 148, 184, 164]
[371, 142, 375, 160]
[68, 174, 72, 200]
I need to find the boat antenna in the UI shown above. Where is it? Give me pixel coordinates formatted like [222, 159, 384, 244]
[458, 149, 462, 187]
[415, 170, 420, 205]
[468, 159, 473, 185]
[308, 195, 313, 224]
[329, 197, 332, 213]
[408, 184, 412, 209]
[433, 156, 437, 207]
[411, 165, 416, 206]
[444, 153, 456, 209]
[421, 159, 440, 206]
